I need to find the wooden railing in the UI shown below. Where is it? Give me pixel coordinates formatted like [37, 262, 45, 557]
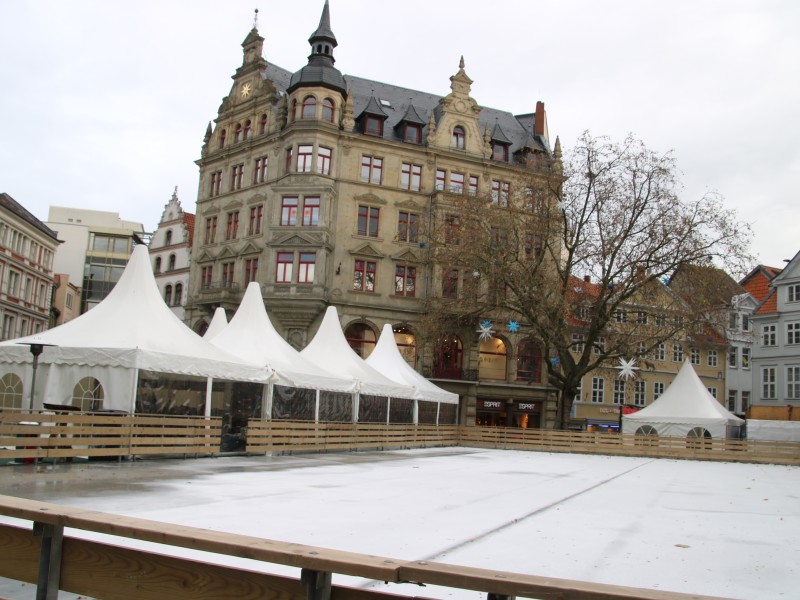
[0, 494, 729, 600]
[246, 420, 459, 453]
[0, 409, 221, 462]
[1, 412, 798, 466]
[248, 421, 800, 466]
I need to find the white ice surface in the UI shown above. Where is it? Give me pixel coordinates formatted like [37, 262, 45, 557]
[2, 448, 797, 599]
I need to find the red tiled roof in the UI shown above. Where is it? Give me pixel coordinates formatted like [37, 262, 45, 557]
[183, 212, 196, 248]
[740, 265, 781, 303]
[756, 288, 778, 315]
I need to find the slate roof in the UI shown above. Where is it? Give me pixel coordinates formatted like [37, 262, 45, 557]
[262, 63, 551, 157]
[0, 193, 60, 241]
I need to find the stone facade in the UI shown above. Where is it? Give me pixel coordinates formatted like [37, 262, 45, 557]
[0, 193, 60, 340]
[184, 3, 559, 427]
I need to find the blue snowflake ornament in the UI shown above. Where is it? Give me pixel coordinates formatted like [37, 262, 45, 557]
[507, 320, 520, 333]
[550, 356, 560, 367]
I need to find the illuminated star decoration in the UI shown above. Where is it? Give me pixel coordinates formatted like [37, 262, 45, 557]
[477, 320, 494, 341]
[507, 320, 520, 333]
[616, 357, 639, 380]
[660, 275, 670, 285]
[550, 356, 560, 367]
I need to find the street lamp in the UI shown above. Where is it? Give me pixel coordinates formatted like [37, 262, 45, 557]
[26, 343, 51, 410]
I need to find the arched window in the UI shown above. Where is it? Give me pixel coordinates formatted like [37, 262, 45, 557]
[174, 283, 182, 306]
[0, 373, 23, 408]
[322, 98, 335, 122]
[164, 284, 173, 306]
[164, 230, 172, 246]
[234, 123, 242, 143]
[452, 126, 465, 149]
[686, 426, 712, 449]
[219, 129, 226, 148]
[259, 113, 268, 134]
[345, 322, 377, 359]
[244, 119, 252, 140]
[433, 335, 462, 379]
[72, 377, 104, 412]
[301, 95, 317, 119]
[479, 337, 507, 381]
[393, 326, 416, 368]
[634, 425, 659, 447]
[168, 254, 176, 271]
[516, 339, 543, 382]
[154, 257, 162, 273]
[291, 99, 297, 122]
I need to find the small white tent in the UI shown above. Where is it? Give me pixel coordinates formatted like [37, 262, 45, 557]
[209, 283, 355, 394]
[622, 361, 744, 439]
[203, 307, 229, 340]
[301, 307, 416, 400]
[367, 324, 458, 405]
[0, 245, 271, 412]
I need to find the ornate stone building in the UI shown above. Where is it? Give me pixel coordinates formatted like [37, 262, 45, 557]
[184, 2, 559, 426]
[0, 193, 60, 341]
[149, 188, 194, 323]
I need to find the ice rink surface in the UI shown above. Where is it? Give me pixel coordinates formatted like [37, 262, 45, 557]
[1, 448, 797, 599]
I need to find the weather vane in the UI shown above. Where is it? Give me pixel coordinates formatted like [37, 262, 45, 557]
[253, 8, 259, 29]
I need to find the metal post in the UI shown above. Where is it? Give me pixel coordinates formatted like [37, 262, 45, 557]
[28, 343, 44, 409]
[301, 568, 331, 600]
[33, 521, 64, 600]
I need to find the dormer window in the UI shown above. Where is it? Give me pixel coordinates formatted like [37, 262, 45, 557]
[301, 95, 317, 119]
[492, 142, 509, 162]
[452, 126, 465, 149]
[404, 124, 422, 144]
[365, 116, 383, 137]
[322, 98, 335, 122]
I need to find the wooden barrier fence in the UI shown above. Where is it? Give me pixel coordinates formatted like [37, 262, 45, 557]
[0, 409, 222, 463]
[1, 412, 798, 465]
[0, 494, 730, 600]
[249, 421, 800, 466]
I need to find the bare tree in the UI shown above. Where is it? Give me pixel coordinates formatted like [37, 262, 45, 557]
[423, 131, 752, 429]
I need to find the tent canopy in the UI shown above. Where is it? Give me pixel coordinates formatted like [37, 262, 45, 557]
[203, 307, 229, 340]
[366, 324, 458, 404]
[301, 307, 416, 399]
[0, 245, 271, 383]
[209, 282, 355, 393]
[622, 361, 743, 438]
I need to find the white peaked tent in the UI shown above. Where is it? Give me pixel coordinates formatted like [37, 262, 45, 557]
[0, 245, 271, 411]
[209, 283, 355, 393]
[301, 306, 415, 400]
[203, 307, 229, 340]
[367, 324, 458, 405]
[622, 361, 744, 438]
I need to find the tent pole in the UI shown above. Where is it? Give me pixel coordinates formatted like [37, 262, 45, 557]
[204, 378, 213, 418]
[265, 381, 274, 420]
[314, 389, 320, 423]
[130, 368, 139, 414]
[413, 400, 418, 425]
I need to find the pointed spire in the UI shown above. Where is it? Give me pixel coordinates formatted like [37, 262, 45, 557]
[288, 0, 346, 95]
[252, 7, 259, 30]
[310, 0, 337, 47]
[554, 136, 562, 160]
[459, 55, 465, 70]
[172, 186, 178, 200]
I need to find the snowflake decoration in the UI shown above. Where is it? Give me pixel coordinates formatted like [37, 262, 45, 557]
[550, 356, 560, 367]
[660, 275, 670, 285]
[477, 320, 495, 341]
[616, 357, 639, 380]
[507, 320, 520, 333]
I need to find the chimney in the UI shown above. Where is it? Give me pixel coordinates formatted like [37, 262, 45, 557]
[535, 101, 546, 136]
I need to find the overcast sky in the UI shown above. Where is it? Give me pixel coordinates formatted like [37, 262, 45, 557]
[1, 0, 798, 270]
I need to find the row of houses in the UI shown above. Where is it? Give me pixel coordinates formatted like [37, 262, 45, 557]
[1, 2, 798, 428]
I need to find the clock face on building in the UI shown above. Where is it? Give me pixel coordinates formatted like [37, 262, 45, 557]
[241, 83, 251, 98]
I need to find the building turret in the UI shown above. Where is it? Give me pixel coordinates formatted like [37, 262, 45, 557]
[287, 0, 347, 96]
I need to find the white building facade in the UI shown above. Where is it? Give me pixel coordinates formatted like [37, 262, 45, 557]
[149, 189, 193, 323]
